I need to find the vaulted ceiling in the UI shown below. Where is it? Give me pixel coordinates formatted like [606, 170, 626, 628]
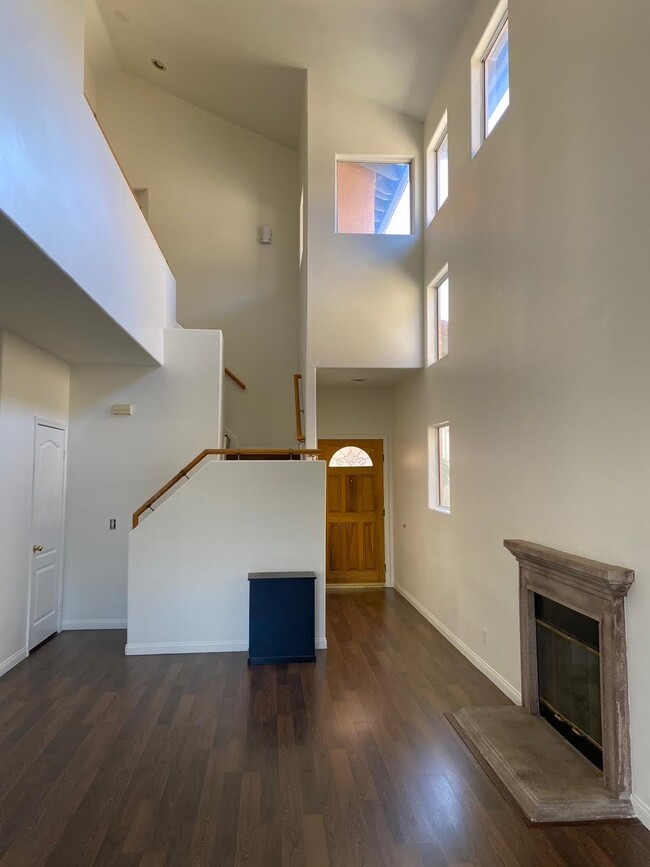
[93, 0, 475, 149]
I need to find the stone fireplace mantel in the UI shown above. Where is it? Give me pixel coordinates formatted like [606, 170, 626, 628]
[449, 540, 636, 824]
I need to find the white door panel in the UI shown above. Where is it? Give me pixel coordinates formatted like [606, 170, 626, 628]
[33, 562, 58, 623]
[30, 423, 66, 650]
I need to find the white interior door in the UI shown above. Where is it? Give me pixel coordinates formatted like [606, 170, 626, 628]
[29, 422, 66, 650]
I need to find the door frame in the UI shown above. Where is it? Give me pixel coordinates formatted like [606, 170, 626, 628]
[27, 417, 68, 651]
[319, 434, 394, 588]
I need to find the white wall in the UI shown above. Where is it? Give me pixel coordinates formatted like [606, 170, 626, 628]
[127, 460, 326, 654]
[63, 328, 223, 628]
[305, 74, 424, 370]
[0, 332, 70, 675]
[93, 72, 300, 447]
[0, 0, 175, 365]
[392, 0, 650, 824]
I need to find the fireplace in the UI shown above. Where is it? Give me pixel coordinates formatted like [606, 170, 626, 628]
[535, 594, 602, 769]
[449, 540, 635, 823]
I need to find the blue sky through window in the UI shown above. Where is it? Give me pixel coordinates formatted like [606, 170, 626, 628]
[485, 19, 509, 135]
[364, 162, 411, 234]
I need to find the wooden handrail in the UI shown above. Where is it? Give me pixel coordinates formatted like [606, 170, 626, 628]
[132, 448, 321, 528]
[293, 373, 306, 444]
[225, 368, 246, 390]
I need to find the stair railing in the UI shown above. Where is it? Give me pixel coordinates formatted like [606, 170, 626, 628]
[132, 448, 321, 528]
[294, 373, 305, 444]
[225, 368, 246, 390]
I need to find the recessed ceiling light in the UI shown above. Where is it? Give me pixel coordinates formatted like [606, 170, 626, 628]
[151, 58, 167, 71]
[114, 10, 130, 22]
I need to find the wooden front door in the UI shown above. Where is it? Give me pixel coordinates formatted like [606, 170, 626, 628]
[320, 439, 385, 586]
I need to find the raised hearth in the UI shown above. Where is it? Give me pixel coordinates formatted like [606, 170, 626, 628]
[449, 540, 635, 824]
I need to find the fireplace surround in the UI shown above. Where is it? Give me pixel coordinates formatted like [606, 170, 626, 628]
[449, 540, 635, 823]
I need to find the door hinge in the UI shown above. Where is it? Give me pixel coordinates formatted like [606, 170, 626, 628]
[382, 508, 385, 517]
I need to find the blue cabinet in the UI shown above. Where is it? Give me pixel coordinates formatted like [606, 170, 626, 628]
[248, 572, 317, 665]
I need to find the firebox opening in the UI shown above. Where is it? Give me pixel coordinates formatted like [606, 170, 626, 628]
[535, 594, 603, 770]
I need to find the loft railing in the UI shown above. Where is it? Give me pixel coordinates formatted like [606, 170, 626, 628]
[132, 448, 321, 528]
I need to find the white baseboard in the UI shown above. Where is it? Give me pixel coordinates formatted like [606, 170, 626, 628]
[0, 646, 28, 678]
[632, 794, 650, 830]
[125, 639, 248, 656]
[126, 636, 328, 656]
[62, 619, 127, 630]
[394, 584, 650, 831]
[394, 583, 521, 705]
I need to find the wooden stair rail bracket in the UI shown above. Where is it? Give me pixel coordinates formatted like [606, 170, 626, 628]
[132, 448, 321, 528]
[225, 368, 246, 390]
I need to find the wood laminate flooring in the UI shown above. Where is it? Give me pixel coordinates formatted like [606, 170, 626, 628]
[0, 589, 649, 866]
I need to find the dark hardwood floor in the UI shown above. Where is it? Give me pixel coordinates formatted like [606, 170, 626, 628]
[1, 589, 649, 866]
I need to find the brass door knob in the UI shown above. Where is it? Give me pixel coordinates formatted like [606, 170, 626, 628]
[33, 545, 44, 553]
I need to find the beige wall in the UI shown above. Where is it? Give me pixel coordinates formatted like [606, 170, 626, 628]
[305, 75, 424, 370]
[83, 0, 120, 113]
[317, 387, 394, 441]
[94, 72, 299, 447]
[0, 332, 70, 675]
[84, 61, 98, 112]
[392, 0, 650, 823]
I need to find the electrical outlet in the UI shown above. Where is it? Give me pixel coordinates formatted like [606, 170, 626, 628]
[482, 627, 488, 645]
[109, 519, 117, 530]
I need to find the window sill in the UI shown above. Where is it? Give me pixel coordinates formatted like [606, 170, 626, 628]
[430, 506, 451, 516]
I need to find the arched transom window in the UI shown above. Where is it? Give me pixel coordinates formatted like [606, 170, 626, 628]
[328, 446, 374, 468]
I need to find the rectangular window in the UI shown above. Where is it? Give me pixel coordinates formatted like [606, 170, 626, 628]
[471, 1, 509, 156]
[436, 132, 449, 211]
[426, 268, 449, 365]
[336, 160, 412, 235]
[299, 187, 304, 266]
[426, 112, 448, 223]
[428, 423, 451, 512]
[436, 276, 449, 360]
[484, 17, 509, 136]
